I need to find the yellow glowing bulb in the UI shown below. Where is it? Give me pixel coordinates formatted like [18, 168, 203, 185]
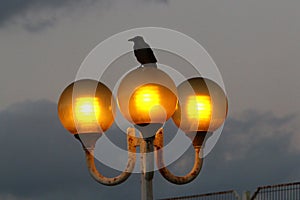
[172, 77, 228, 133]
[133, 85, 160, 113]
[58, 79, 115, 134]
[187, 95, 212, 123]
[74, 97, 101, 133]
[75, 97, 100, 120]
[117, 67, 178, 125]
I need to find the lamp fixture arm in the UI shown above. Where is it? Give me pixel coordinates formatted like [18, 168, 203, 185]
[154, 129, 203, 185]
[84, 128, 137, 186]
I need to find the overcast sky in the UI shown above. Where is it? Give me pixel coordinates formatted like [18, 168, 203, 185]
[0, 0, 300, 199]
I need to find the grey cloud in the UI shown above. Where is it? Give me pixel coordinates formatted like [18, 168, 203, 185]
[21, 17, 56, 33]
[0, 0, 96, 31]
[221, 110, 297, 160]
[0, 0, 168, 32]
[0, 101, 299, 199]
[0, 100, 86, 197]
[0, 0, 78, 24]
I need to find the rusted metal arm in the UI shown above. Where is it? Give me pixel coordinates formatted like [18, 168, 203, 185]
[84, 128, 138, 186]
[154, 129, 203, 185]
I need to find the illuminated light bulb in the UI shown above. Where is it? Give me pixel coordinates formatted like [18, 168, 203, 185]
[186, 95, 212, 125]
[131, 84, 160, 114]
[74, 97, 101, 133]
[58, 79, 115, 134]
[172, 78, 228, 133]
[118, 67, 177, 125]
[134, 85, 160, 109]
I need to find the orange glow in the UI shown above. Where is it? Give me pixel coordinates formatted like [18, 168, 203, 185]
[172, 78, 228, 133]
[57, 79, 115, 134]
[127, 83, 177, 124]
[132, 85, 160, 113]
[74, 97, 101, 130]
[186, 95, 212, 124]
[117, 67, 178, 125]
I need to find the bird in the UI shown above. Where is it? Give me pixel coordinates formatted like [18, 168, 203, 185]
[128, 36, 157, 68]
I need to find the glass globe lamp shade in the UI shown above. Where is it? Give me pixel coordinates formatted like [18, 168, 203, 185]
[117, 67, 178, 125]
[58, 79, 115, 134]
[172, 78, 228, 133]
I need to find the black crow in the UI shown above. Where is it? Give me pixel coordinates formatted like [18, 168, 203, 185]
[128, 36, 157, 68]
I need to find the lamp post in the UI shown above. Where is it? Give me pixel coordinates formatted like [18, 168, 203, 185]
[57, 67, 228, 200]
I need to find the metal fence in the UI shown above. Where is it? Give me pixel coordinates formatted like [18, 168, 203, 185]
[250, 182, 300, 200]
[160, 181, 300, 200]
[159, 190, 240, 200]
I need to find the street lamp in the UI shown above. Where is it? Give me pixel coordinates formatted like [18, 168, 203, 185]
[57, 68, 228, 200]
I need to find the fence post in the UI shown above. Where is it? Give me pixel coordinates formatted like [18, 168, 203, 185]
[242, 191, 251, 200]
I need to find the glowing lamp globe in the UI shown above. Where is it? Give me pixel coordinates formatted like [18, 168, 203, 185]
[58, 79, 115, 134]
[172, 78, 228, 133]
[117, 67, 178, 126]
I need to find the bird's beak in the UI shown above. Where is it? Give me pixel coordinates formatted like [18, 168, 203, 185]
[128, 38, 134, 42]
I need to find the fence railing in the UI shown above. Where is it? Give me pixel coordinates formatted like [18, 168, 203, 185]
[250, 181, 300, 200]
[159, 190, 240, 200]
[160, 181, 300, 200]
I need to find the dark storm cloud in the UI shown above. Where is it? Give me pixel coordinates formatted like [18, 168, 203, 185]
[21, 17, 56, 33]
[0, 100, 85, 197]
[0, 0, 98, 32]
[0, 101, 299, 199]
[0, 0, 79, 25]
[0, 0, 168, 32]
